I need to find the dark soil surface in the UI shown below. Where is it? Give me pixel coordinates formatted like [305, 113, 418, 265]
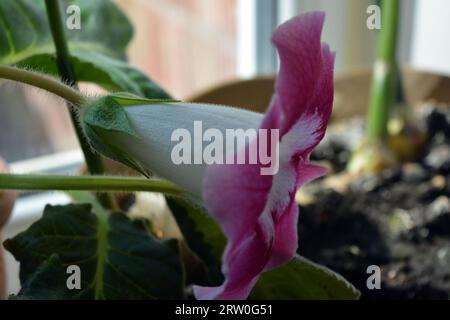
[300, 105, 450, 299]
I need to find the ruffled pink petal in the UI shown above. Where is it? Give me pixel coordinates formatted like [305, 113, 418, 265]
[272, 12, 333, 136]
[265, 162, 327, 271]
[194, 12, 334, 300]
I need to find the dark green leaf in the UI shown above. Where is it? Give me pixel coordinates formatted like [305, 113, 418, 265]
[0, 0, 130, 63]
[250, 255, 361, 300]
[166, 198, 359, 299]
[4, 203, 185, 299]
[109, 92, 177, 106]
[167, 197, 226, 264]
[83, 96, 139, 138]
[15, 254, 72, 300]
[0, 0, 170, 99]
[167, 197, 225, 285]
[81, 93, 178, 176]
[16, 52, 171, 99]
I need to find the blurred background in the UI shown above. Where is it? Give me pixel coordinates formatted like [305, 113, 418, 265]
[1, 0, 450, 164]
[1, 0, 450, 295]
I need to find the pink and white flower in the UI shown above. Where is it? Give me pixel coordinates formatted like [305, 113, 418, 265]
[194, 12, 335, 299]
[86, 11, 334, 300]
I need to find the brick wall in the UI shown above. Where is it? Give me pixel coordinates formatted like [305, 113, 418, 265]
[116, 0, 238, 99]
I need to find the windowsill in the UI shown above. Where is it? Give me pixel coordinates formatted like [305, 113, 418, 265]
[3, 150, 84, 295]
[7, 148, 84, 225]
[3, 192, 73, 296]
[10, 149, 84, 175]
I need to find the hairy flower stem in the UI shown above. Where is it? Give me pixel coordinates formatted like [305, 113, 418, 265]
[0, 65, 85, 106]
[45, 0, 115, 209]
[0, 174, 187, 197]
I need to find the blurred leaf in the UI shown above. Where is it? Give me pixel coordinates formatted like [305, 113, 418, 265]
[0, 0, 170, 99]
[251, 255, 361, 300]
[83, 96, 140, 138]
[65, 190, 105, 215]
[109, 91, 177, 106]
[167, 197, 225, 284]
[4, 203, 184, 299]
[13, 254, 71, 300]
[0, 0, 130, 62]
[167, 197, 359, 299]
[16, 52, 171, 99]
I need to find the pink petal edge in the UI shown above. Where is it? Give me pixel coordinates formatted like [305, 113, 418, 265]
[194, 11, 335, 300]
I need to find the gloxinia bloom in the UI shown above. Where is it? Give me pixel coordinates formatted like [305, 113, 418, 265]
[83, 12, 334, 300]
[194, 12, 334, 299]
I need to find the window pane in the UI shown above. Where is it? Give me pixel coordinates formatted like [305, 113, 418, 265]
[0, 86, 78, 163]
[0, 0, 238, 163]
[117, 0, 238, 98]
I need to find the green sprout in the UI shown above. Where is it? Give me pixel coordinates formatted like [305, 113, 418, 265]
[348, 0, 425, 174]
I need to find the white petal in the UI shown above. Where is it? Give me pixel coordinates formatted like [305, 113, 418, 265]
[111, 103, 263, 194]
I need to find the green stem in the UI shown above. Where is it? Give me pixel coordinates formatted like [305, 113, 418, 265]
[0, 174, 187, 197]
[45, 0, 77, 88]
[0, 65, 85, 106]
[45, 0, 115, 208]
[366, 0, 400, 140]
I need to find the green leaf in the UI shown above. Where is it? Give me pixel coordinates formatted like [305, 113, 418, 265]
[69, 51, 171, 99]
[0, 0, 130, 63]
[65, 190, 105, 216]
[167, 197, 226, 284]
[82, 95, 155, 176]
[82, 124, 152, 177]
[250, 255, 361, 300]
[0, 0, 170, 99]
[4, 203, 185, 299]
[83, 93, 178, 138]
[83, 96, 139, 138]
[81, 93, 178, 176]
[14, 254, 72, 300]
[16, 52, 171, 99]
[167, 197, 226, 263]
[109, 92, 177, 106]
[166, 198, 359, 299]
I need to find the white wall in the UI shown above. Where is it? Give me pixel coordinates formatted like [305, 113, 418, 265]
[411, 0, 450, 76]
[279, 0, 378, 72]
[278, 0, 450, 77]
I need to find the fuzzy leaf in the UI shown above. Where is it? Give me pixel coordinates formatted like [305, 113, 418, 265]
[82, 93, 179, 176]
[167, 198, 360, 299]
[167, 197, 225, 285]
[109, 92, 177, 106]
[13, 254, 71, 300]
[167, 198, 359, 300]
[0, 0, 129, 62]
[250, 255, 361, 300]
[4, 203, 184, 299]
[0, 0, 169, 99]
[83, 96, 139, 138]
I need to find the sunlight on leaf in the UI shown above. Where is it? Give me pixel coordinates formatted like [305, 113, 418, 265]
[251, 255, 360, 300]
